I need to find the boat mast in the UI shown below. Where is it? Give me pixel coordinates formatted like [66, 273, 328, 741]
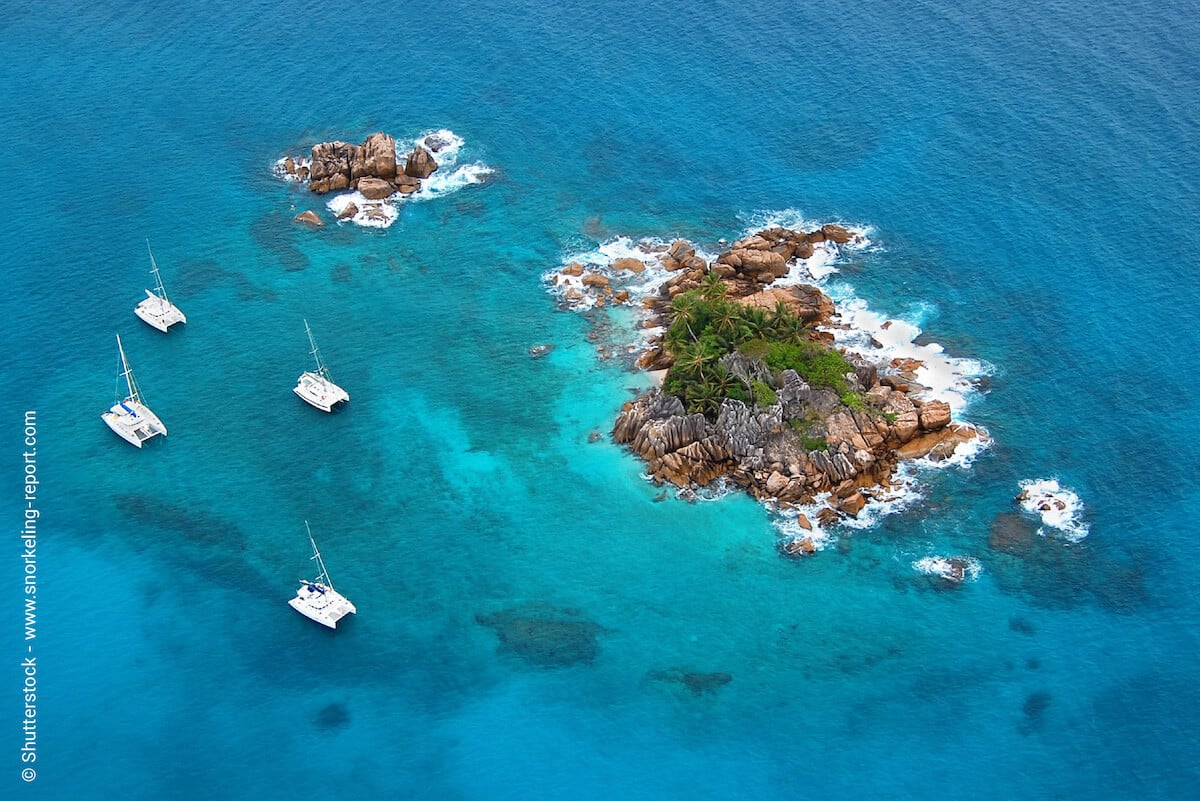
[146, 240, 169, 305]
[115, 334, 143, 405]
[303, 319, 331, 379]
[305, 520, 335, 589]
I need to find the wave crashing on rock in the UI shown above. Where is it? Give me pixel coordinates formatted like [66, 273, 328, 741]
[274, 129, 492, 228]
[1016, 478, 1090, 542]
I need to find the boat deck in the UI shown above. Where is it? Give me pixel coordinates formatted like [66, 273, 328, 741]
[102, 400, 167, 447]
[294, 371, 349, 412]
[289, 582, 356, 628]
[135, 292, 187, 332]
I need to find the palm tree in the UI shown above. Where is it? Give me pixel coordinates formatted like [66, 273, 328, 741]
[692, 380, 725, 417]
[709, 366, 737, 400]
[710, 301, 743, 344]
[768, 300, 792, 329]
[699, 272, 728, 303]
[741, 306, 772, 339]
[674, 342, 714, 377]
[670, 292, 703, 340]
[775, 314, 808, 345]
[662, 321, 691, 355]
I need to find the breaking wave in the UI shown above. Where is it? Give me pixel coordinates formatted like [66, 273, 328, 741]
[1017, 477, 1090, 542]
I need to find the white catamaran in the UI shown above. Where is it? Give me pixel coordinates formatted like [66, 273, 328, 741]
[288, 521, 357, 628]
[101, 334, 167, 447]
[134, 240, 187, 332]
[294, 319, 349, 412]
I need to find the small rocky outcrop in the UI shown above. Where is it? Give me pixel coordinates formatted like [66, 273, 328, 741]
[353, 132, 397, 181]
[293, 210, 324, 227]
[423, 132, 452, 152]
[308, 140, 356, 193]
[943, 558, 970, 583]
[283, 132, 437, 199]
[404, 145, 438, 179]
[712, 225, 854, 286]
[356, 177, 396, 201]
[612, 257, 646, 273]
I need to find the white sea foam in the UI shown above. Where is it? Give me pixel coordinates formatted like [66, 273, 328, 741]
[398, 128, 493, 203]
[279, 129, 492, 228]
[739, 208, 876, 251]
[1017, 478, 1090, 542]
[325, 191, 398, 228]
[772, 464, 925, 552]
[639, 475, 736, 504]
[408, 128, 465, 160]
[272, 155, 310, 182]
[912, 430, 991, 470]
[824, 293, 994, 417]
[543, 235, 720, 317]
[415, 162, 492, 199]
[771, 493, 836, 552]
[684, 477, 737, 503]
[913, 555, 982, 582]
[740, 208, 874, 283]
[767, 238, 843, 283]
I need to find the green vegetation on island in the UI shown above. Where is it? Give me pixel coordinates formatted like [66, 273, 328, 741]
[660, 274, 860, 418]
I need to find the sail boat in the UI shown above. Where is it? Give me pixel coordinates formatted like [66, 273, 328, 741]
[134, 240, 187, 332]
[293, 319, 349, 412]
[288, 521, 357, 628]
[101, 334, 167, 447]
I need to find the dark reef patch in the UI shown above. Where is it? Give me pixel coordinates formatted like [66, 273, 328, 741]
[314, 701, 350, 731]
[116, 493, 248, 552]
[476, 604, 604, 668]
[251, 211, 311, 272]
[988, 512, 1038, 557]
[174, 258, 277, 303]
[648, 668, 732, 696]
[112, 494, 269, 594]
[1019, 690, 1052, 735]
[986, 513, 1147, 613]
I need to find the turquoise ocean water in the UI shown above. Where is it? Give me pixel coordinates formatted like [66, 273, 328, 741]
[3, 0, 1199, 797]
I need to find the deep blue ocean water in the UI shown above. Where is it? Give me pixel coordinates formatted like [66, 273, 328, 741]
[3, 0, 1199, 797]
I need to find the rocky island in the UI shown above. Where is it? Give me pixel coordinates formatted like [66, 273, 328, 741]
[278, 131, 453, 225]
[552, 225, 986, 548]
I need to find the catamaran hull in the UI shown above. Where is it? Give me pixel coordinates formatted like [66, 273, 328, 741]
[101, 401, 167, 447]
[289, 583, 357, 628]
[294, 371, 350, 412]
[135, 291, 187, 333]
